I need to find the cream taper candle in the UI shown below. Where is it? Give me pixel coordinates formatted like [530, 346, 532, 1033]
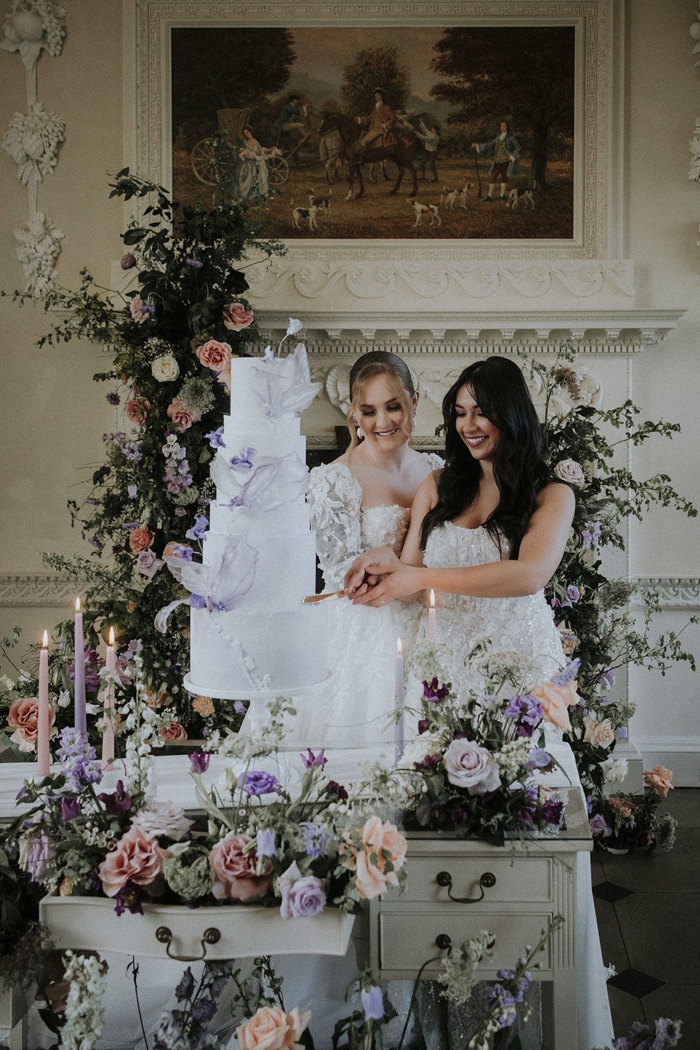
[37, 631, 50, 776]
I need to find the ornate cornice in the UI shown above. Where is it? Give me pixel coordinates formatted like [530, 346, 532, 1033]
[631, 577, 700, 610]
[0, 574, 86, 608]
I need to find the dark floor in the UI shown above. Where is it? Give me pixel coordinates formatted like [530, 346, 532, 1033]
[591, 788, 700, 1046]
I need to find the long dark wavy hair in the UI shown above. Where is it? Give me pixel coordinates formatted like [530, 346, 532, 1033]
[420, 356, 558, 558]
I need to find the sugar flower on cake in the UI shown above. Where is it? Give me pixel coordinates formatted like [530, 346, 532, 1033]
[156, 535, 258, 632]
[249, 343, 321, 419]
[211, 449, 309, 514]
[236, 1004, 311, 1050]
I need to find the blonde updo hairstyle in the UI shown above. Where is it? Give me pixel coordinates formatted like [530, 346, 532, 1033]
[346, 351, 416, 450]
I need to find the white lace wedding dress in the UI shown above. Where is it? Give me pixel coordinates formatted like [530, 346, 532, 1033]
[300, 457, 443, 749]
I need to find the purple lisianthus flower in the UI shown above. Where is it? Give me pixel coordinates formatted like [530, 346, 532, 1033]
[242, 770, 280, 796]
[422, 677, 450, 702]
[175, 967, 196, 1001]
[189, 752, 210, 773]
[20, 831, 56, 881]
[256, 829, 276, 857]
[589, 813, 612, 838]
[361, 986, 385, 1021]
[300, 748, 327, 770]
[60, 798, 81, 822]
[302, 821, 333, 859]
[525, 747, 551, 770]
[541, 798, 564, 826]
[504, 694, 543, 737]
[114, 880, 145, 916]
[98, 779, 132, 815]
[550, 658, 581, 687]
[566, 584, 580, 603]
[205, 427, 225, 449]
[185, 514, 209, 541]
[280, 871, 326, 919]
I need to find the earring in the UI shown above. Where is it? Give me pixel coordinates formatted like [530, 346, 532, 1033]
[353, 417, 362, 440]
[412, 410, 417, 427]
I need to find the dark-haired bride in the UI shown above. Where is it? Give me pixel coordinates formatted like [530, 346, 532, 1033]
[347, 355, 614, 1050]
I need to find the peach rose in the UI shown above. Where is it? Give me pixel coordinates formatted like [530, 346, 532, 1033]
[346, 816, 407, 901]
[531, 679, 581, 732]
[223, 303, 254, 332]
[236, 1005, 310, 1050]
[167, 397, 201, 432]
[125, 397, 150, 425]
[144, 688, 168, 710]
[128, 526, 154, 553]
[159, 721, 187, 741]
[196, 339, 233, 372]
[209, 832, 273, 901]
[98, 826, 170, 896]
[7, 697, 55, 753]
[583, 716, 615, 749]
[193, 695, 215, 717]
[644, 764, 674, 797]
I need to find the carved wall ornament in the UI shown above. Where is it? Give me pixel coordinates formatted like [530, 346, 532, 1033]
[0, 0, 66, 293]
[13, 210, 64, 296]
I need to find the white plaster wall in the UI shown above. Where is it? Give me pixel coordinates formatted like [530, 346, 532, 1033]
[0, 0, 698, 779]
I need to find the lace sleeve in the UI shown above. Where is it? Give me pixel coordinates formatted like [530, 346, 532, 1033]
[307, 463, 364, 590]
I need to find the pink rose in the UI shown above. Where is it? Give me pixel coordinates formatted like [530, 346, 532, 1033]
[7, 697, 55, 753]
[583, 716, 615, 749]
[208, 833, 273, 901]
[167, 396, 201, 432]
[443, 739, 501, 795]
[345, 817, 407, 901]
[135, 549, 163, 578]
[128, 526, 154, 553]
[159, 721, 187, 742]
[125, 397, 150, 425]
[236, 1005, 311, 1050]
[120, 252, 136, 270]
[553, 459, 586, 487]
[129, 296, 152, 323]
[531, 679, 581, 732]
[196, 339, 233, 372]
[644, 764, 674, 797]
[98, 827, 170, 896]
[223, 303, 254, 332]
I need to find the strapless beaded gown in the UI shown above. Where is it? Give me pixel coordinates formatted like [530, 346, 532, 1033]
[423, 521, 566, 694]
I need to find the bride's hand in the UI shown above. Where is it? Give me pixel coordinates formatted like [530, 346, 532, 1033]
[351, 562, 423, 607]
[344, 547, 400, 592]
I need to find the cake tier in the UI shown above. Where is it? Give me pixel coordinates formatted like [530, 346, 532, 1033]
[187, 606, 329, 697]
[221, 416, 302, 452]
[229, 356, 301, 426]
[202, 522, 316, 607]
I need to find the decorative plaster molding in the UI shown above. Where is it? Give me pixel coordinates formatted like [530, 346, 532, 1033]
[252, 307, 686, 354]
[691, 6, 700, 67]
[631, 577, 700, 610]
[0, 573, 85, 608]
[690, 117, 700, 182]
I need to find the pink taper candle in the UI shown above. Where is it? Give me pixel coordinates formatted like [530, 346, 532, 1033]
[428, 589, 436, 641]
[37, 631, 50, 776]
[73, 597, 86, 735]
[101, 626, 116, 769]
[394, 637, 404, 765]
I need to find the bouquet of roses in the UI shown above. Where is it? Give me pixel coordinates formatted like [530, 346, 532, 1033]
[588, 764, 677, 853]
[383, 644, 583, 844]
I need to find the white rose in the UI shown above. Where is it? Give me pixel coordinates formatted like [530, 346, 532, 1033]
[129, 802, 193, 841]
[601, 756, 629, 784]
[400, 731, 443, 768]
[553, 459, 586, 486]
[151, 354, 180, 382]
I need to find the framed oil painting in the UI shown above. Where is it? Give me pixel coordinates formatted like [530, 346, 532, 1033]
[130, 0, 623, 261]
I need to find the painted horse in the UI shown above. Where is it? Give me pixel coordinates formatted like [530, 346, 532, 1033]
[316, 111, 418, 200]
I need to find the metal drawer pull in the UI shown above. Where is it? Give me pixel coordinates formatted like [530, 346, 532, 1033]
[435, 933, 452, 951]
[435, 870, 496, 902]
[155, 925, 221, 961]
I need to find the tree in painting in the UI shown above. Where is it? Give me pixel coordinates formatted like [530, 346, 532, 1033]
[170, 28, 297, 145]
[430, 27, 575, 187]
[341, 46, 411, 114]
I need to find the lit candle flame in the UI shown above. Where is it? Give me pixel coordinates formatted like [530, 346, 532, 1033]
[75, 596, 81, 613]
[42, 630, 48, 648]
[430, 589, 435, 608]
[108, 626, 115, 647]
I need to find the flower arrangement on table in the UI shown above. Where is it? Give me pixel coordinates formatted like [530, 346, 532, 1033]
[588, 764, 678, 854]
[363, 642, 579, 845]
[3, 712, 407, 918]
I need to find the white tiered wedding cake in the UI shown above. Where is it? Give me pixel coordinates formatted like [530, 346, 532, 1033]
[161, 341, 328, 700]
